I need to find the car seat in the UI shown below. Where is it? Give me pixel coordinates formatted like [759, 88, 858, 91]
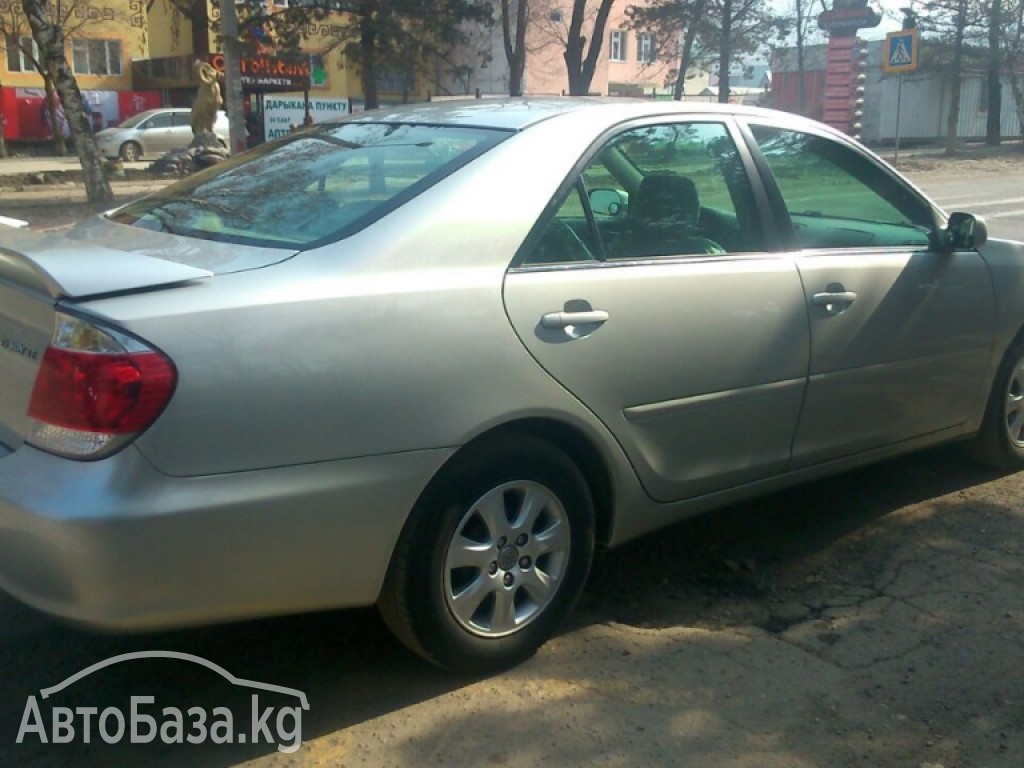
[623, 171, 724, 258]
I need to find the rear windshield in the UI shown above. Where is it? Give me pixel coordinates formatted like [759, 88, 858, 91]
[109, 122, 509, 249]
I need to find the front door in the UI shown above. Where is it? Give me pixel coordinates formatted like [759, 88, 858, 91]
[743, 122, 995, 466]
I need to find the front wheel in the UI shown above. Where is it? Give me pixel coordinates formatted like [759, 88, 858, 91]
[378, 434, 595, 672]
[971, 340, 1024, 470]
[119, 141, 141, 162]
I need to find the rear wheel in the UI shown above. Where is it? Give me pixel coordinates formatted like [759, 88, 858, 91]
[378, 434, 595, 672]
[119, 141, 141, 162]
[971, 340, 1024, 470]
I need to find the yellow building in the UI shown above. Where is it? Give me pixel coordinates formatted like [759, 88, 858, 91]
[1, 1, 428, 140]
[1, 0, 146, 91]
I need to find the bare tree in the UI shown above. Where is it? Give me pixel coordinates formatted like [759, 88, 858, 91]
[502, 0, 529, 95]
[945, 0, 969, 153]
[21, 0, 110, 202]
[627, 0, 709, 99]
[789, 0, 822, 113]
[915, 0, 989, 154]
[0, 77, 7, 157]
[0, 0, 95, 155]
[629, 0, 777, 103]
[1003, 0, 1024, 137]
[563, 0, 615, 95]
[706, 0, 777, 103]
[986, 0, 1002, 144]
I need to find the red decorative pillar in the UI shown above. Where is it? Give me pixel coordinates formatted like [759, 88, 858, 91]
[817, 0, 881, 136]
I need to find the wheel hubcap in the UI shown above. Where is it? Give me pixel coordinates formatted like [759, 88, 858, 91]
[443, 480, 570, 638]
[1005, 358, 1024, 449]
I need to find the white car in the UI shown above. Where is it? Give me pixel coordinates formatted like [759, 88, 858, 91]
[94, 108, 229, 161]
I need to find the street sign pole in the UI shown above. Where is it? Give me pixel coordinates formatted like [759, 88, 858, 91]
[883, 16, 919, 163]
[894, 72, 904, 163]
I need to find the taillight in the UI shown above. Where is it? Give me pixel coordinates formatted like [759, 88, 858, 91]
[26, 313, 176, 459]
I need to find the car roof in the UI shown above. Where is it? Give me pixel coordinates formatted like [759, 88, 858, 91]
[133, 108, 188, 117]
[343, 97, 801, 132]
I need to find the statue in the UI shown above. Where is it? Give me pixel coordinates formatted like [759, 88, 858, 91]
[191, 60, 223, 137]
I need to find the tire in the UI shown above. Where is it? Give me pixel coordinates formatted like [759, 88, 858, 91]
[378, 434, 595, 673]
[971, 339, 1024, 470]
[119, 142, 141, 162]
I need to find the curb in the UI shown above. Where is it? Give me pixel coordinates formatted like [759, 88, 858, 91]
[0, 180, 173, 207]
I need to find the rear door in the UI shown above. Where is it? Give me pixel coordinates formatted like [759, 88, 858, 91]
[170, 111, 195, 149]
[503, 118, 810, 503]
[740, 120, 994, 466]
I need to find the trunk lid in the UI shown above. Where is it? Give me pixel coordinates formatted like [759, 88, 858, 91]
[0, 221, 237, 451]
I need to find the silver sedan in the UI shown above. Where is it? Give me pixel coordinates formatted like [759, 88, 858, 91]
[1, 99, 1022, 672]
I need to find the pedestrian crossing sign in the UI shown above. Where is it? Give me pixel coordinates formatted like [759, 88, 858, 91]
[883, 29, 919, 74]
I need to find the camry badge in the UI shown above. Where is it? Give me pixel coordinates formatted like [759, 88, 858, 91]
[1, 338, 39, 361]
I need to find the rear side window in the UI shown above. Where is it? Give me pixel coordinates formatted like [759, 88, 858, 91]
[523, 120, 762, 266]
[109, 122, 509, 249]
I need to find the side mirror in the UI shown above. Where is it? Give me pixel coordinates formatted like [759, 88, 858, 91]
[943, 211, 988, 250]
[589, 188, 628, 217]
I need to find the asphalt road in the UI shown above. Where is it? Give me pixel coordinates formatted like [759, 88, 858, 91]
[912, 167, 1024, 242]
[0, 160, 1022, 767]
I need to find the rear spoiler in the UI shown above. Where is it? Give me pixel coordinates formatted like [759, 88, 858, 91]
[0, 232, 212, 300]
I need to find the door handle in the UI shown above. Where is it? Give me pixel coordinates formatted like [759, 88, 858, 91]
[540, 310, 609, 329]
[811, 291, 857, 306]
[811, 290, 857, 315]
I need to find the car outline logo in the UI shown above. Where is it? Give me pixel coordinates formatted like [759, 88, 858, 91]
[38, 650, 309, 709]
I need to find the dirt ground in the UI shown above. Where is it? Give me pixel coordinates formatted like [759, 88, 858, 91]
[888, 142, 1024, 175]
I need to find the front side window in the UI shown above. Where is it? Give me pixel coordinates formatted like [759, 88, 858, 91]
[609, 30, 627, 62]
[109, 122, 509, 249]
[524, 121, 763, 266]
[71, 39, 122, 76]
[143, 113, 173, 130]
[749, 124, 934, 249]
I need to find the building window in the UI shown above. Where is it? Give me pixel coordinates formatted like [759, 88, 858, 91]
[310, 54, 328, 88]
[71, 39, 122, 76]
[610, 30, 627, 62]
[5, 34, 38, 73]
[637, 32, 654, 63]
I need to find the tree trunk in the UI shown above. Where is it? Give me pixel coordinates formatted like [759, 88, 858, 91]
[986, 0, 1002, 145]
[673, 2, 704, 100]
[944, 0, 966, 155]
[1013, 4, 1024, 139]
[43, 73, 65, 156]
[22, 0, 110, 203]
[796, 0, 806, 113]
[360, 2, 380, 110]
[718, 0, 733, 104]
[0, 86, 7, 158]
[217, 0, 246, 155]
[579, 0, 615, 94]
[502, 0, 528, 97]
